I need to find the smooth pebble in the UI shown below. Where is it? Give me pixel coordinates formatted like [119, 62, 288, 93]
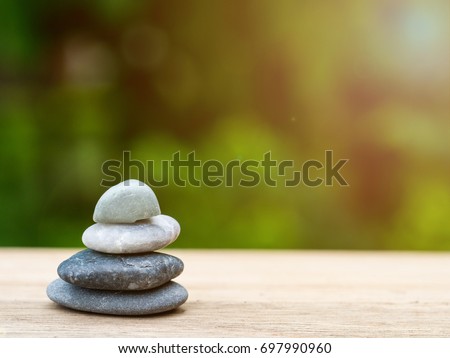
[82, 215, 180, 254]
[93, 179, 161, 224]
[58, 249, 184, 290]
[47, 279, 188, 316]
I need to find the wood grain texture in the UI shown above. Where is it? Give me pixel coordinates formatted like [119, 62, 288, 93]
[1, 248, 450, 337]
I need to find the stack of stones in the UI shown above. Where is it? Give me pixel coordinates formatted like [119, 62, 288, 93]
[47, 180, 188, 315]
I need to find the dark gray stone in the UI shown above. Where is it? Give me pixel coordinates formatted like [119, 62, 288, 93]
[57, 249, 184, 290]
[47, 279, 188, 316]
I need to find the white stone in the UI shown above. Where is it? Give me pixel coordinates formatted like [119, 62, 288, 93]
[93, 179, 160, 224]
[82, 215, 180, 254]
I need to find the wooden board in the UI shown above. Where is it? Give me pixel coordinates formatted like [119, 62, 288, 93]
[1, 248, 450, 337]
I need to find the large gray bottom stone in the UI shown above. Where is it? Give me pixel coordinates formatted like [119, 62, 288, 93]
[58, 249, 184, 290]
[47, 279, 188, 316]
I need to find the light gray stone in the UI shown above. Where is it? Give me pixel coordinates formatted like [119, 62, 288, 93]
[82, 214, 180, 254]
[47, 279, 188, 315]
[58, 249, 184, 290]
[93, 179, 160, 224]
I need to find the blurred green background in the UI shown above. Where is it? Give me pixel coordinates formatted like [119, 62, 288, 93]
[1, 0, 449, 249]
